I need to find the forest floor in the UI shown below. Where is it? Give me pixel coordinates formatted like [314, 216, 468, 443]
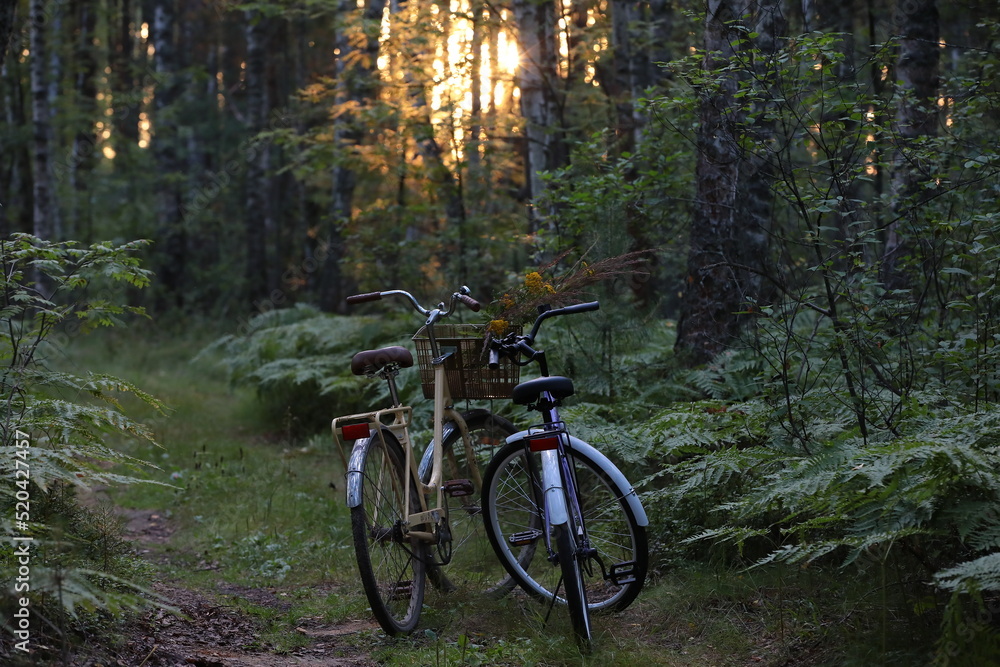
[93, 507, 379, 666]
[83, 503, 812, 667]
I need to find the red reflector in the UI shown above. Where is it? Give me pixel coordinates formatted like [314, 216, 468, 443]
[341, 423, 370, 440]
[529, 436, 559, 452]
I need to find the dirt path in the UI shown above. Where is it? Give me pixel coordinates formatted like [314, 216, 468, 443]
[96, 509, 379, 667]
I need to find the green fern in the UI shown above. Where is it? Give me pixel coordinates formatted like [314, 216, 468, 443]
[200, 306, 426, 432]
[685, 348, 766, 401]
[935, 554, 1000, 592]
[1, 234, 165, 645]
[933, 587, 1000, 667]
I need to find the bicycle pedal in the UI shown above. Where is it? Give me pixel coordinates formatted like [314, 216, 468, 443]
[508, 529, 544, 547]
[443, 479, 475, 497]
[608, 561, 637, 585]
[390, 581, 414, 600]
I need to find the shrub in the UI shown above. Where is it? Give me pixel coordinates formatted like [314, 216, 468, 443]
[0, 234, 165, 657]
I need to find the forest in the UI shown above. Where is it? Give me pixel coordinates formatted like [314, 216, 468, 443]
[3, 0, 1000, 663]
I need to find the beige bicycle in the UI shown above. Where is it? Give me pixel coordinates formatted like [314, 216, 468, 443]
[332, 285, 519, 634]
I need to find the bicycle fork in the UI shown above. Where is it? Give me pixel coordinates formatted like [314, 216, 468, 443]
[519, 394, 589, 565]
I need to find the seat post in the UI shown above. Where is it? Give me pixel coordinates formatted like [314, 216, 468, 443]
[379, 365, 403, 407]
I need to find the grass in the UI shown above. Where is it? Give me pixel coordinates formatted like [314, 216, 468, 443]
[59, 322, 361, 634]
[57, 321, 942, 666]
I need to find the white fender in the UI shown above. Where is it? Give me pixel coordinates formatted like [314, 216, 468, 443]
[345, 437, 371, 508]
[541, 448, 568, 526]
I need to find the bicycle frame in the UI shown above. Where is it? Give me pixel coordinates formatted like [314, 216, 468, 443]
[338, 338, 476, 548]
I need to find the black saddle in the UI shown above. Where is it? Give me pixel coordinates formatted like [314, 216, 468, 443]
[511, 376, 575, 406]
[351, 346, 414, 376]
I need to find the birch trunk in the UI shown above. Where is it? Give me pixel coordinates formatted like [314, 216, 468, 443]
[511, 0, 562, 232]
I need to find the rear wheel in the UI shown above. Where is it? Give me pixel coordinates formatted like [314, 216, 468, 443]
[482, 440, 648, 613]
[422, 411, 517, 595]
[350, 430, 427, 635]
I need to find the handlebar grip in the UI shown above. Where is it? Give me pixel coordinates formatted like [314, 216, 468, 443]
[488, 348, 500, 369]
[457, 293, 481, 312]
[559, 301, 600, 314]
[346, 291, 382, 305]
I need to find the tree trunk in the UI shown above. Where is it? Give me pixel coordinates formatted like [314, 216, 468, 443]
[735, 0, 785, 303]
[30, 0, 55, 242]
[151, 0, 186, 307]
[674, 0, 755, 364]
[113, 0, 139, 143]
[320, 0, 385, 311]
[0, 1, 15, 69]
[404, 2, 466, 272]
[2, 57, 33, 237]
[244, 9, 270, 305]
[609, 0, 649, 150]
[511, 0, 563, 233]
[647, 0, 674, 86]
[566, 0, 590, 85]
[467, 0, 484, 177]
[881, 0, 940, 291]
[2, 19, 21, 238]
[69, 0, 99, 241]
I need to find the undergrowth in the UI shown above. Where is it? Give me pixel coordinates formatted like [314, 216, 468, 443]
[0, 235, 166, 662]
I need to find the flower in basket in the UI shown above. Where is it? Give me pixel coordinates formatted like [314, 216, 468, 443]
[485, 250, 652, 337]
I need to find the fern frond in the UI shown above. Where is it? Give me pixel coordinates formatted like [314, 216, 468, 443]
[936, 553, 1000, 592]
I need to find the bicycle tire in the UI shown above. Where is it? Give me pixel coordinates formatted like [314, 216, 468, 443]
[422, 411, 518, 595]
[482, 439, 648, 613]
[555, 521, 593, 645]
[350, 429, 428, 635]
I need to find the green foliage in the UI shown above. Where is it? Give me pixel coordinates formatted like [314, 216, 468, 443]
[1, 234, 162, 487]
[932, 588, 1000, 667]
[200, 304, 426, 433]
[586, 23, 1000, 659]
[0, 234, 166, 652]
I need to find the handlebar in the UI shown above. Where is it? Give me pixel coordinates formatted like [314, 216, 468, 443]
[527, 301, 599, 342]
[488, 301, 599, 370]
[345, 286, 482, 324]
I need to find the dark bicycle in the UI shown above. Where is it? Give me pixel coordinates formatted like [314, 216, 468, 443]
[481, 302, 649, 645]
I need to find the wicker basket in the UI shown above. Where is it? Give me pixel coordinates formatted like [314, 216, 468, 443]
[412, 323, 520, 400]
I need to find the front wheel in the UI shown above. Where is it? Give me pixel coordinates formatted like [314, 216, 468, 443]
[556, 522, 592, 646]
[350, 430, 427, 635]
[482, 440, 648, 613]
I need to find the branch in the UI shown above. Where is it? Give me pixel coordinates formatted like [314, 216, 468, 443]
[699, 260, 832, 317]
